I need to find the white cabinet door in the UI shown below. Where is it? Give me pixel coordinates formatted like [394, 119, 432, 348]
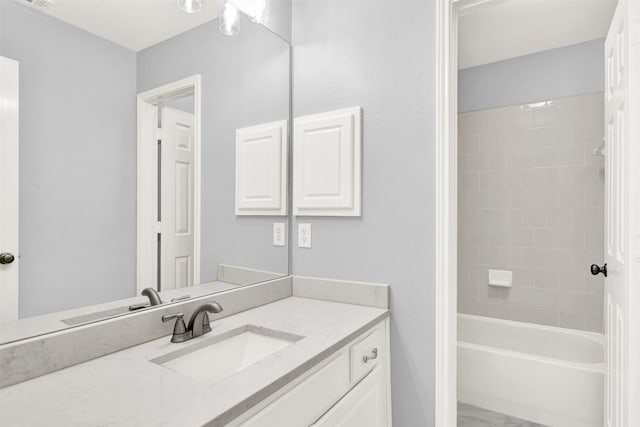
[603, 1, 640, 426]
[293, 107, 362, 217]
[312, 366, 388, 427]
[160, 107, 195, 290]
[241, 352, 350, 427]
[235, 120, 288, 216]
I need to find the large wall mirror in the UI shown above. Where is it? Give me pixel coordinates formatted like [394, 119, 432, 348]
[0, 0, 291, 343]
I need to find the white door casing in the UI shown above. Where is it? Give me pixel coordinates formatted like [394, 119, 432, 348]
[160, 107, 195, 290]
[604, 1, 640, 426]
[0, 56, 19, 323]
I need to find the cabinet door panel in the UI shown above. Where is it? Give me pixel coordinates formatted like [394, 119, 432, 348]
[312, 366, 387, 427]
[242, 352, 349, 427]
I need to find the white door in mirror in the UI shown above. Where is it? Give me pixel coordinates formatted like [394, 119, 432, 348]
[0, 56, 19, 323]
[160, 107, 195, 291]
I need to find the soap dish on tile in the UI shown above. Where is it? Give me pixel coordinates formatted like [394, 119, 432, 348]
[488, 269, 512, 288]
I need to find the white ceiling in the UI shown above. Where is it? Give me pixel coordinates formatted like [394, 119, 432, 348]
[458, 0, 618, 69]
[23, 0, 223, 52]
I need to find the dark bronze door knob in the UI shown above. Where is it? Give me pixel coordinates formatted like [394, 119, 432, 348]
[590, 263, 607, 277]
[0, 253, 15, 264]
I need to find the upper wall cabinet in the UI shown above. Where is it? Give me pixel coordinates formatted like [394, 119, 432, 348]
[293, 107, 362, 216]
[235, 120, 288, 216]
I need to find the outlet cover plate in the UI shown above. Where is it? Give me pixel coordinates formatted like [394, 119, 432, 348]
[273, 223, 285, 246]
[298, 223, 311, 248]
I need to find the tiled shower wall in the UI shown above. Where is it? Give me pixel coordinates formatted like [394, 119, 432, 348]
[457, 93, 605, 333]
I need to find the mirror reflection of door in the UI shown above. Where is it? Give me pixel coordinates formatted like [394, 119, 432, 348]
[0, 55, 19, 323]
[159, 106, 195, 291]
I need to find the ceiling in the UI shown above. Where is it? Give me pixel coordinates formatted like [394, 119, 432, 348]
[458, 0, 618, 69]
[21, 0, 223, 52]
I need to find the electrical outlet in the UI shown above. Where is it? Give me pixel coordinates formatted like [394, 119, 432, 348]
[298, 223, 312, 248]
[273, 223, 285, 246]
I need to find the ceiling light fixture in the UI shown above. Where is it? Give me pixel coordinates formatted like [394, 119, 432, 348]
[177, 0, 202, 14]
[248, 0, 269, 24]
[219, 1, 240, 36]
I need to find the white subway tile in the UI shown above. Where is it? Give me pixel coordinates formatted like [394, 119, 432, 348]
[522, 208, 547, 227]
[533, 309, 559, 326]
[511, 268, 536, 287]
[572, 293, 599, 315]
[534, 229, 556, 248]
[533, 103, 559, 128]
[546, 249, 573, 270]
[557, 187, 586, 207]
[523, 168, 548, 188]
[584, 316, 604, 333]
[555, 229, 585, 250]
[558, 312, 587, 330]
[534, 269, 558, 289]
[558, 270, 586, 291]
[457, 93, 604, 332]
[522, 248, 548, 268]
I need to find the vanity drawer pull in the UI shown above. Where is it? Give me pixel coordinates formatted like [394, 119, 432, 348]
[362, 348, 378, 363]
[349, 325, 383, 382]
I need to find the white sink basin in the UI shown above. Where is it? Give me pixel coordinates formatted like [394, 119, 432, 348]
[151, 325, 302, 384]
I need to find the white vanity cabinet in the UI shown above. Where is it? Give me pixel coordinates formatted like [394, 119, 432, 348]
[311, 364, 387, 426]
[235, 319, 390, 427]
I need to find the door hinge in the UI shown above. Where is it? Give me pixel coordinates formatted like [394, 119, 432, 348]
[156, 128, 162, 140]
[155, 222, 162, 233]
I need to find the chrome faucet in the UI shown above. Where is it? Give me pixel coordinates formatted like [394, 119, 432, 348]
[129, 289, 191, 312]
[129, 287, 163, 311]
[142, 287, 163, 306]
[162, 302, 224, 343]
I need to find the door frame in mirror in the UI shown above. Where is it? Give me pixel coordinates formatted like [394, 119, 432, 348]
[137, 75, 202, 294]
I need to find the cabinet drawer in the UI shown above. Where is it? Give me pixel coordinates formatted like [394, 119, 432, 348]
[349, 325, 383, 383]
[241, 351, 349, 427]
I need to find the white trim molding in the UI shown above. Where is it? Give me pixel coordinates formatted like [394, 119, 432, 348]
[136, 75, 202, 293]
[0, 56, 20, 323]
[435, 0, 457, 425]
[435, 1, 517, 424]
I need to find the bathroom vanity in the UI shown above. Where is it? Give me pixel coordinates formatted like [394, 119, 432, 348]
[0, 277, 391, 426]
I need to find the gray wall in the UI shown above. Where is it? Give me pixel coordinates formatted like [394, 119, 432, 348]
[291, 1, 435, 425]
[0, 0, 137, 317]
[137, 14, 290, 283]
[264, 0, 292, 43]
[458, 39, 604, 113]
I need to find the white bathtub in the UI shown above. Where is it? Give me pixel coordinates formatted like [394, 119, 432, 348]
[457, 314, 604, 427]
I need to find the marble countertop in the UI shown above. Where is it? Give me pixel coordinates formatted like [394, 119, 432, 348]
[0, 296, 388, 426]
[0, 281, 241, 344]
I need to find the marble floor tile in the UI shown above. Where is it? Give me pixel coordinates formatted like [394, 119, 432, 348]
[457, 402, 548, 427]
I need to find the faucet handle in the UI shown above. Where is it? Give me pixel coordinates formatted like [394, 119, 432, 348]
[161, 312, 184, 322]
[162, 313, 190, 343]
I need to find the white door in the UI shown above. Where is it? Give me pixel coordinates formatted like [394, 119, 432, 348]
[603, 1, 640, 425]
[160, 107, 195, 290]
[0, 56, 19, 322]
